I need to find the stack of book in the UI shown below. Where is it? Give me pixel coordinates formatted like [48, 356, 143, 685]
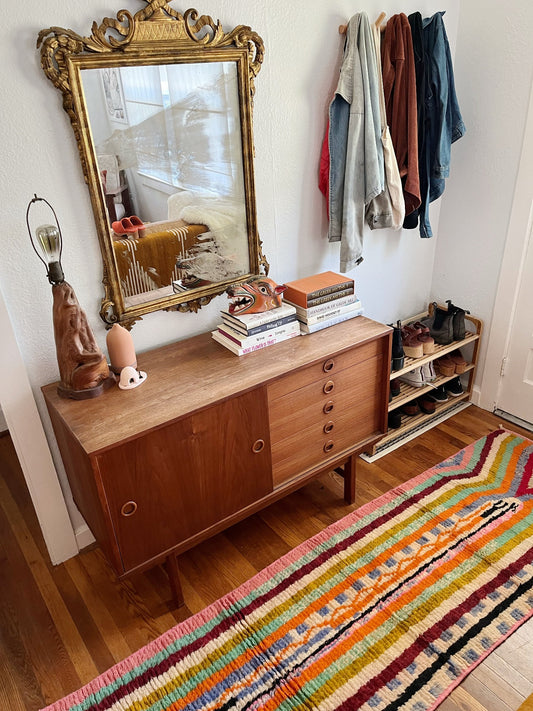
[283, 271, 363, 334]
[212, 302, 300, 356]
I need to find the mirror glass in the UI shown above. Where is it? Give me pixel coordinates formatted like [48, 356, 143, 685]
[37, 3, 266, 328]
[82, 61, 250, 309]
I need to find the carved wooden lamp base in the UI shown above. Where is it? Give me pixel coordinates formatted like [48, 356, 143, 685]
[52, 282, 112, 400]
[56, 371, 115, 400]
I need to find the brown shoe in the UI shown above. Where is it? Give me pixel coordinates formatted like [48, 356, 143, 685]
[449, 350, 467, 373]
[436, 355, 455, 377]
[410, 321, 435, 354]
[418, 395, 436, 414]
[401, 401, 420, 416]
[401, 325, 424, 358]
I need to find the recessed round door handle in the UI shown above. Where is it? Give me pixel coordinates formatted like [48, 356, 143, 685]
[120, 501, 138, 517]
[323, 440, 335, 453]
[252, 439, 265, 453]
[323, 359, 335, 373]
[323, 380, 335, 394]
[323, 400, 334, 414]
[323, 421, 334, 434]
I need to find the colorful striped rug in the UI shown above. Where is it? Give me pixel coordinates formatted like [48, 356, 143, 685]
[43, 428, 533, 711]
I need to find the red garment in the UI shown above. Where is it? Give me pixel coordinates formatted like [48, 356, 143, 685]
[319, 123, 330, 217]
[381, 14, 421, 215]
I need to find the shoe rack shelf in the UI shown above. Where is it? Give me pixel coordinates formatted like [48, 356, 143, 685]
[363, 305, 483, 461]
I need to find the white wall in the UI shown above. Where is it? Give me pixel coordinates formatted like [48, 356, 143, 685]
[5, 0, 531, 559]
[433, 1, 533, 386]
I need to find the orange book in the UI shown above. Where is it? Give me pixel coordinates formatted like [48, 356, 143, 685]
[283, 271, 354, 308]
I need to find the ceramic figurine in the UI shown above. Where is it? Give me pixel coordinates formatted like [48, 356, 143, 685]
[118, 366, 147, 390]
[226, 277, 286, 315]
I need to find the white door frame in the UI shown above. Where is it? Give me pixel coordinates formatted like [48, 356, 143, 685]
[480, 80, 533, 414]
[0, 284, 78, 565]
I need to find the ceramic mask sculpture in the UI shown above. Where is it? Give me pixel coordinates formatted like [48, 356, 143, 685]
[226, 277, 286, 314]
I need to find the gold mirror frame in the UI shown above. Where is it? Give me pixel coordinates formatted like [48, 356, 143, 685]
[37, 1, 268, 328]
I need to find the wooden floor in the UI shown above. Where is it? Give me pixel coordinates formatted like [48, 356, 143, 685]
[1, 405, 532, 711]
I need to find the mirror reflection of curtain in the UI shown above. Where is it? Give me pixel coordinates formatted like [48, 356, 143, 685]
[95, 62, 244, 200]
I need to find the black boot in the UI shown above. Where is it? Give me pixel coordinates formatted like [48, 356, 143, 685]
[391, 320, 405, 372]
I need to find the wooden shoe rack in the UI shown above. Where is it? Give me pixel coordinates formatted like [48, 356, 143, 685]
[362, 303, 483, 461]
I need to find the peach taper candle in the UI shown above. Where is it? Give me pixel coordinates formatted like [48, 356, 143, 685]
[106, 323, 137, 375]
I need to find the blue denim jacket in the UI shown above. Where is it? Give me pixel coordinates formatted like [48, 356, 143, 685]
[419, 12, 465, 237]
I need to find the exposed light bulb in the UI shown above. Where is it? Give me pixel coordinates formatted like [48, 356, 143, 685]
[34, 223, 64, 284]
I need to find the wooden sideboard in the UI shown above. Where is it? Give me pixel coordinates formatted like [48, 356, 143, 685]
[42, 317, 391, 605]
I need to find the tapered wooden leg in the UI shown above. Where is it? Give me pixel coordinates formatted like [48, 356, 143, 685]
[343, 455, 356, 504]
[164, 553, 184, 608]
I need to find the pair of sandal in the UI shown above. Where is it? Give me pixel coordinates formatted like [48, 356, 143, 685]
[401, 321, 435, 358]
[112, 216, 144, 235]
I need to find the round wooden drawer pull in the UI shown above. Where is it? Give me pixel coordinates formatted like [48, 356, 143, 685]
[324, 421, 334, 434]
[252, 439, 265, 453]
[323, 400, 334, 414]
[323, 380, 335, 394]
[323, 440, 335, 453]
[323, 359, 335, 373]
[120, 501, 138, 517]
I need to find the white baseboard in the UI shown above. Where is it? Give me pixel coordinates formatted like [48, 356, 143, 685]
[74, 523, 96, 550]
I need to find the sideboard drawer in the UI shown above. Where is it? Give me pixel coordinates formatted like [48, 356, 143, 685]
[270, 350, 383, 486]
[267, 339, 381, 401]
[268, 359, 376, 439]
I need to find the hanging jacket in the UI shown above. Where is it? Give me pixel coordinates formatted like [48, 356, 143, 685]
[407, 11, 466, 237]
[403, 12, 427, 228]
[322, 12, 384, 271]
[381, 13, 421, 217]
[366, 20, 405, 230]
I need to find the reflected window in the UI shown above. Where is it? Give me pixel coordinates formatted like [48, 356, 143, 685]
[90, 63, 243, 198]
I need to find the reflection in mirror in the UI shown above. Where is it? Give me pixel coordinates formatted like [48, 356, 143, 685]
[37, 2, 267, 328]
[82, 62, 250, 309]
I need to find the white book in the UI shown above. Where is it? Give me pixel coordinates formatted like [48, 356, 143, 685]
[220, 302, 297, 331]
[302, 300, 362, 325]
[217, 320, 301, 347]
[300, 308, 364, 334]
[212, 328, 300, 356]
[289, 292, 359, 318]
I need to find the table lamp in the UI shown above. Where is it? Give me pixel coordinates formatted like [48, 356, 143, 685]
[26, 195, 113, 399]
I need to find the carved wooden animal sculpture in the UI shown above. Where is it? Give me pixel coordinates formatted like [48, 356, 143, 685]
[52, 282, 110, 398]
[226, 277, 286, 315]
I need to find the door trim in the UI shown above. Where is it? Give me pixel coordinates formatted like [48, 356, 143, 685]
[479, 79, 533, 414]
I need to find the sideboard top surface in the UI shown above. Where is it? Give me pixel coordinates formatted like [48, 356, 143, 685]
[42, 316, 390, 455]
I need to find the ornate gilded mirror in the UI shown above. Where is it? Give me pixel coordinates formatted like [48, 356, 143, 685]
[37, 1, 268, 328]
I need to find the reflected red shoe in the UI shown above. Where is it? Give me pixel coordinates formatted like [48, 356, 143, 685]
[112, 217, 137, 234]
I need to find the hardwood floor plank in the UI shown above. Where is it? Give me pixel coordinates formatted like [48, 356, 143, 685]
[0, 575, 46, 711]
[0, 471, 98, 686]
[481, 652, 533, 698]
[50, 558, 117, 676]
[469, 659, 526, 708]
[439, 686, 490, 711]
[0, 499, 81, 705]
[223, 513, 293, 571]
[461, 673, 517, 711]
[78, 548, 169, 650]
